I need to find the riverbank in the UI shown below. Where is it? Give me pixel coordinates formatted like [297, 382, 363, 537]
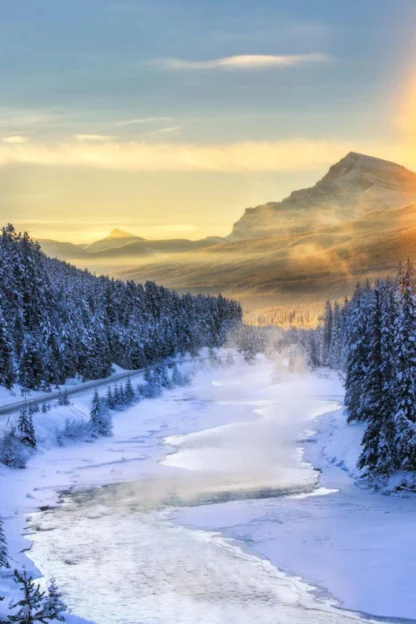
[0, 355, 271, 622]
[1, 359, 414, 622]
[174, 371, 416, 620]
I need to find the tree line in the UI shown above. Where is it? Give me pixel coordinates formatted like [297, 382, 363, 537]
[0, 225, 242, 390]
[321, 259, 416, 480]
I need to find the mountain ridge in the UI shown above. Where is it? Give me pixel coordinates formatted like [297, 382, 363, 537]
[228, 152, 416, 240]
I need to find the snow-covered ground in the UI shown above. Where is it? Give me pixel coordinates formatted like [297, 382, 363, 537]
[1, 356, 416, 622]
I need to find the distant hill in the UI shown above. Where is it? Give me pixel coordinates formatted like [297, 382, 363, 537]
[84, 228, 144, 253]
[37, 238, 89, 260]
[38, 230, 225, 265]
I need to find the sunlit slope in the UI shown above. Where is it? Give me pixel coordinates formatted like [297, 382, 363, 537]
[228, 152, 416, 241]
[119, 202, 416, 306]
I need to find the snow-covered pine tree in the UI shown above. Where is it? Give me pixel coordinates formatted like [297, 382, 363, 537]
[42, 578, 67, 622]
[344, 284, 373, 423]
[0, 301, 15, 390]
[90, 389, 101, 430]
[89, 390, 112, 437]
[18, 335, 44, 390]
[328, 302, 343, 370]
[106, 386, 116, 410]
[113, 384, 121, 406]
[125, 377, 135, 403]
[393, 258, 416, 471]
[143, 368, 162, 398]
[372, 278, 398, 476]
[358, 284, 385, 475]
[322, 300, 333, 366]
[0, 428, 27, 469]
[17, 409, 36, 449]
[8, 570, 66, 623]
[0, 515, 9, 569]
[157, 363, 170, 388]
[118, 381, 127, 405]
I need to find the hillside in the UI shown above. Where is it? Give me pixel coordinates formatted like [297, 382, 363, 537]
[0, 225, 241, 390]
[119, 201, 416, 309]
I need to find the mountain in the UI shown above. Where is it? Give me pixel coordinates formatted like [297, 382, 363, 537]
[37, 152, 416, 316]
[84, 228, 143, 253]
[228, 152, 416, 240]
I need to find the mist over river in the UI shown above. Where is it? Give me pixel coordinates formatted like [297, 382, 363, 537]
[24, 359, 396, 624]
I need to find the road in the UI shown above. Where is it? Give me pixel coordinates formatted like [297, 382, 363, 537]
[0, 358, 200, 418]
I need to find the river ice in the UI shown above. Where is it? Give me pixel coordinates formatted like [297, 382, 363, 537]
[2, 356, 415, 623]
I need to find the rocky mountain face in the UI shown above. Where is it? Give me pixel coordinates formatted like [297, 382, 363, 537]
[228, 152, 416, 240]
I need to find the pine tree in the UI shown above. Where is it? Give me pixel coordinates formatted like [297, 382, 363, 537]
[42, 578, 66, 622]
[89, 390, 112, 437]
[89, 390, 102, 430]
[18, 336, 44, 390]
[0, 303, 15, 389]
[375, 278, 398, 475]
[8, 569, 66, 623]
[143, 368, 162, 398]
[106, 386, 115, 410]
[0, 515, 9, 569]
[0, 428, 27, 469]
[118, 381, 127, 405]
[393, 259, 416, 471]
[17, 409, 36, 449]
[322, 300, 333, 366]
[358, 285, 385, 474]
[158, 363, 170, 388]
[344, 285, 373, 423]
[125, 377, 135, 403]
[41, 403, 47, 414]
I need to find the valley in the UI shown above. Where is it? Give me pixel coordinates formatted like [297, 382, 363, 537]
[37, 152, 416, 316]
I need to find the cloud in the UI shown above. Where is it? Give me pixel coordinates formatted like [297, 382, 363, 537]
[1, 137, 416, 173]
[75, 134, 116, 142]
[2, 135, 30, 144]
[150, 53, 330, 71]
[138, 126, 182, 140]
[116, 117, 173, 126]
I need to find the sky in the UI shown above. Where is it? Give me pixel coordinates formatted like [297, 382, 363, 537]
[1, 0, 416, 242]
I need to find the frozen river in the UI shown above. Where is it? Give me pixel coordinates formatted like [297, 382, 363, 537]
[23, 360, 400, 624]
